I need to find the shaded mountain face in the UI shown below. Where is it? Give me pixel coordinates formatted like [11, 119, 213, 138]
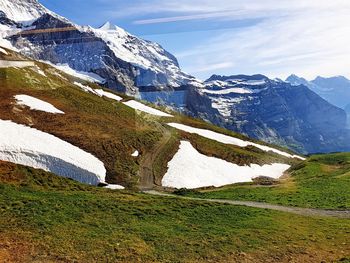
[286, 74, 350, 109]
[186, 75, 350, 154]
[0, 0, 198, 95]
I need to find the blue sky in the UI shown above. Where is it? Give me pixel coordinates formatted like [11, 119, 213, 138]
[39, 0, 350, 80]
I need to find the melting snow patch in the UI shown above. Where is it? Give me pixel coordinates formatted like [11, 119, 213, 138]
[162, 141, 290, 189]
[104, 184, 125, 190]
[0, 60, 35, 68]
[74, 83, 122, 102]
[74, 82, 98, 94]
[131, 150, 139, 157]
[15, 95, 64, 114]
[0, 120, 106, 185]
[46, 62, 105, 83]
[94, 89, 122, 101]
[0, 47, 8, 55]
[167, 123, 305, 160]
[123, 100, 173, 117]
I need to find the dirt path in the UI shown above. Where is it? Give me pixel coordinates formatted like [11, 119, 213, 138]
[138, 124, 172, 190]
[144, 191, 350, 219]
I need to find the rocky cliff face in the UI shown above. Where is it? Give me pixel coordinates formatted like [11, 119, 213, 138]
[186, 75, 350, 154]
[1, 0, 199, 95]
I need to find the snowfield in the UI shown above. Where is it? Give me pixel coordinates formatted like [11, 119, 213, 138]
[167, 123, 305, 160]
[202, 88, 253, 95]
[123, 100, 173, 117]
[15, 95, 64, 114]
[0, 120, 106, 185]
[162, 141, 291, 189]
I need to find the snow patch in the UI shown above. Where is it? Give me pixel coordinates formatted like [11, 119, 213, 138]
[73, 82, 97, 94]
[167, 123, 305, 160]
[74, 82, 123, 102]
[203, 88, 252, 95]
[131, 150, 139, 157]
[94, 89, 122, 101]
[0, 47, 8, 55]
[162, 141, 291, 189]
[123, 100, 173, 117]
[44, 62, 105, 83]
[104, 184, 125, 190]
[0, 120, 106, 185]
[0, 60, 35, 68]
[15, 95, 64, 114]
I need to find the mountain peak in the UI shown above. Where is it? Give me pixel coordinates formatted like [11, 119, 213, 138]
[99, 21, 118, 31]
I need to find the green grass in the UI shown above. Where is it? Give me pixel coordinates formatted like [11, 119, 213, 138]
[0, 161, 350, 262]
[0, 60, 301, 189]
[180, 153, 350, 209]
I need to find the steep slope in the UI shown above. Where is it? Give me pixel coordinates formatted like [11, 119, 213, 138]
[0, 0, 199, 95]
[186, 74, 350, 154]
[0, 48, 302, 189]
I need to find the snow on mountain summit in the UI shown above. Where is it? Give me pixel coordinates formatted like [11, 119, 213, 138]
[99, 21, 122, 32]
[1, 0, 198, 92]
[0, 0, 47, 23]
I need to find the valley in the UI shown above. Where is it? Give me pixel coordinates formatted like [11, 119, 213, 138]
[0, 1, 349, 262]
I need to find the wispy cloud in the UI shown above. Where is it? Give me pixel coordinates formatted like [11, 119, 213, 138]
[133, 10, 243, 25]
[93, 0, 350, 79]
[161, 0, 350, 79]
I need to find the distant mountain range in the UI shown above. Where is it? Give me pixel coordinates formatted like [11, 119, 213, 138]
[286, 74, 350, 110]
[1, 0, 349, 154]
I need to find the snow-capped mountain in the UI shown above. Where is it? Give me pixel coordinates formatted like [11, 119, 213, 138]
[186, 74, 350, 154]
[0, 0, 199, 94]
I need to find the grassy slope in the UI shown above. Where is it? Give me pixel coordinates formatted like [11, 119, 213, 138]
[180, 153, 350, 209]
[0, 49, 299, 188]
[0, 161, 349, 263]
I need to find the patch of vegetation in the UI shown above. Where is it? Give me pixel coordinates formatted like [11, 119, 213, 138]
[0, 62, 300, 189]
[181, 153, 350, 209]
[0, 161, 350, 262]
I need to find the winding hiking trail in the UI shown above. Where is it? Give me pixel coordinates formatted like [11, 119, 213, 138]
[145, 191, 350, 219]
[138, 122, 172, 189]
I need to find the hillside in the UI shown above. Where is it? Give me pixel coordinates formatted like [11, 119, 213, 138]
[0, 161, 349, 262]
[0, 47, 303, 190]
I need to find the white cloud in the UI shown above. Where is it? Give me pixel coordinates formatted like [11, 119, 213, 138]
[164, 1, 350, 79]
[105, 0, 350, 79]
